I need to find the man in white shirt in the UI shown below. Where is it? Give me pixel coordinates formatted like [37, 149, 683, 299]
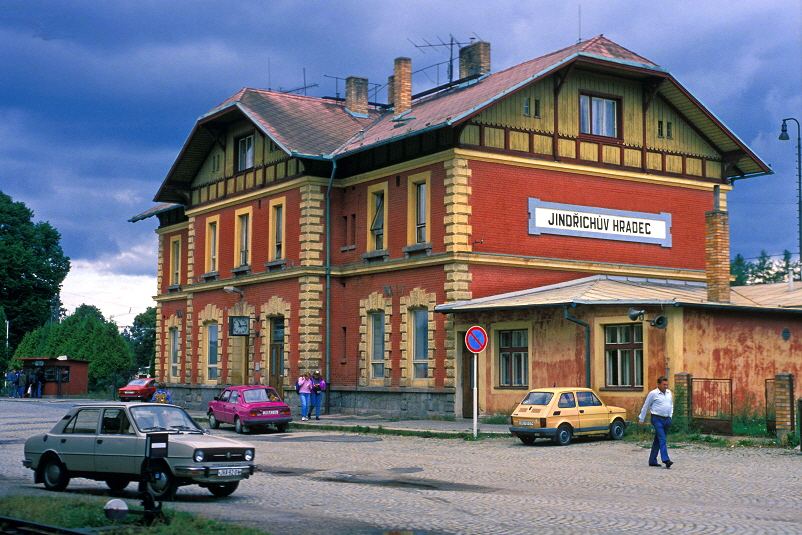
[638, 376, 674, 468]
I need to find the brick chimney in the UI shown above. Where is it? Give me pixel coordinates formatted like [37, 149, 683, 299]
[459, 40, 491, 79]
[705, 185, 730, 303]
[393, 57, 411, 115]
[345, 76, 368, 116]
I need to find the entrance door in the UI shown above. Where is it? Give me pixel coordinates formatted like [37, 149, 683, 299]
[460, 332, 474, 418]
[269, 317, 285, 398]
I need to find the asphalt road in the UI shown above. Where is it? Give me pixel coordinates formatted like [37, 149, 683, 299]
[1, 399, 801, 535]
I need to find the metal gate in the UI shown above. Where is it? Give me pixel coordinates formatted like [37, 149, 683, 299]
[691, 378, 733, 435]
[765, 379, 776, 436]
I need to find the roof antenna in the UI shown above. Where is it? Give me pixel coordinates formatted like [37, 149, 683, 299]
[577, 4, 582, 43]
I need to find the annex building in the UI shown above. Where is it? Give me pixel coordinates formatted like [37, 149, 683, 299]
[134, 36, 801, 421]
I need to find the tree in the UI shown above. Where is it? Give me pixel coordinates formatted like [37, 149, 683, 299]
[14, 304, 132, 390]
[123, 307, 156, 375]
[0, 191, 70, 354]
[731, 250, 798, 286]
[730, 254, 749, 286]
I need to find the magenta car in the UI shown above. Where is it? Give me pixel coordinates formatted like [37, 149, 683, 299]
[208, 385, 292, 434]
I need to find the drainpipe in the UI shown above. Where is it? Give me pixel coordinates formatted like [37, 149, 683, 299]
[563, 305, 591, 388]
[324, 159, 337, 414]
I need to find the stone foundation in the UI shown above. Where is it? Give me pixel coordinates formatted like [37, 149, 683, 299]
[169, 384, 456, 420]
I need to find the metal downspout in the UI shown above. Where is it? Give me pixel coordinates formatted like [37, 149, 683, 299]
[563, 305, 591, 388]
[324, 159, 337, 414]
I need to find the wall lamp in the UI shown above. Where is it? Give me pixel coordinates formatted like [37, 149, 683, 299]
[223, 286, 244, 297]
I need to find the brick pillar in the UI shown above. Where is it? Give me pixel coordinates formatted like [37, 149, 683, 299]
[705, 208, 730, 303]
[673, 372, 693, 429]
[774, 373, 796, 439]
[393, 57, 411, 115]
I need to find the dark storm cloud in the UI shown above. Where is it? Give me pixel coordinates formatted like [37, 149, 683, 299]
[0, 0, 799, 282]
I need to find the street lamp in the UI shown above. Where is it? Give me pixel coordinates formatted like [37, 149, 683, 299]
[779, 118, 801, 286]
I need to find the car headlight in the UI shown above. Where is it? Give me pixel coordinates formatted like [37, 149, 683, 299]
[244, 449, 254, 462]
[194, 450, 205, 462]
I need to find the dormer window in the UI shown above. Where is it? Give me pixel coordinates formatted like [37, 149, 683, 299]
[580, 94, 619, 138]
[237, 134, 254, 172]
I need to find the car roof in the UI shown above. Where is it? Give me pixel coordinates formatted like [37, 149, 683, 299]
[526, 387, 595, 394]
[225, 385, 276, 390]
[69, 402, 180, 409]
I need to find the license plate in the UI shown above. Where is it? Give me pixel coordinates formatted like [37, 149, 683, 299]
[125, 391, 134, 395]
[218, 468, 242, 477]
[262, 410, 279, 415]
[519, 421, 534, 426]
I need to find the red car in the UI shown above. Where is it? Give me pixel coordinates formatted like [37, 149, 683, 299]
[208, 385, 292, 434]
[118, 378, 157, 402]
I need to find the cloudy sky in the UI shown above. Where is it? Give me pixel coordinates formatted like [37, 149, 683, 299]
[1, 0, 800, 326]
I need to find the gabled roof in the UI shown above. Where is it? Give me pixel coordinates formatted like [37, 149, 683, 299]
[153, 35, 770, 204]
[335, 35, 768, 178]
[154, 90, 380, 203]
[434, 275, 802, 314]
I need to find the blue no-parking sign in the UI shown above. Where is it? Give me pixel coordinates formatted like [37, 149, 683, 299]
[465, 326, 488, 353]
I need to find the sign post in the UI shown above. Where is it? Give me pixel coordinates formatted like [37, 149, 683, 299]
[465, 326, 488, 439]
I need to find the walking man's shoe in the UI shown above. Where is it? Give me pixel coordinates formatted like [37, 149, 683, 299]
[664, 460, 674, 469]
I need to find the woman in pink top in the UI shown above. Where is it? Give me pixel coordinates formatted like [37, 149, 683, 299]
[295, 372, 313, 420]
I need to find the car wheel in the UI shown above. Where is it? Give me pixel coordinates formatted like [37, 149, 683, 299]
[609, 419, 625, 440]
[106, 477, 131, 491]
[519, 436, 536, 446]
[553, 424, 572, 446]
[147, 462, 178, 501]
[207, 481, 239, 497]
[41, 456, 70, 492]
[208, 412, 219, 429]
[234, 417, 249, 434]
[276, 423, 288, 433]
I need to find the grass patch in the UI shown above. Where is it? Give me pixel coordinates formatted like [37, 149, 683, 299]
[0, 494, 268, 535]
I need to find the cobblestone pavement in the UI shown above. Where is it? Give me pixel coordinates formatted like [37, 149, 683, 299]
[1, 399, 801, 535]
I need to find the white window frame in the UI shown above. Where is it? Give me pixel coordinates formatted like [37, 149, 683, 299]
[237, 134, 254, 172]
[580, 94, 619, 138]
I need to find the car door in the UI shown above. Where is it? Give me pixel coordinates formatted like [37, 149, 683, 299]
[223, 390, 239, 423]
[95, 408, 140, 475]
[57, 408, 101, 472]
[553, 392, 579, 429]
[576, 391, 611, 434]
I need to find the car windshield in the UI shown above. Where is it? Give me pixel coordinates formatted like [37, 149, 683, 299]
[520, 391, 554, 406]
[128, 379, 150, 386]
[130, 405, 203, 433]
[242, 388, 280, 403]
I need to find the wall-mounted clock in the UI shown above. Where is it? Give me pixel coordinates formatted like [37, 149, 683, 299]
[229, 316, 250, 336]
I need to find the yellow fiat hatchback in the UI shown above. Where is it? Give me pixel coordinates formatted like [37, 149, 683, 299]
[509, 387, 628, 446]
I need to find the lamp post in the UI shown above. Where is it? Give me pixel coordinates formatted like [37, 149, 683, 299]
[780, 118, 801, 286]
